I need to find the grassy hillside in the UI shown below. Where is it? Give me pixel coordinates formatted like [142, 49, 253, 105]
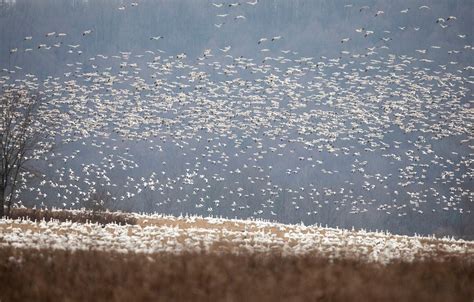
[1, 209, 473, 301]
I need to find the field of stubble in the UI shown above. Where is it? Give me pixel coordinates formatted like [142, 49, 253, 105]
[0, 209, 473, 302]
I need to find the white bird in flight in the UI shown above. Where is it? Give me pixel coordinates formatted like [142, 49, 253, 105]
[219, 46, 231, 52]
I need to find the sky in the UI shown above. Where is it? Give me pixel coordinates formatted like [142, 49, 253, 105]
[0, 0, 473, 238]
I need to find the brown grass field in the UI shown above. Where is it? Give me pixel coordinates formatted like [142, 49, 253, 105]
[1, 209, 473, 302]
[1, 247, 473, 302]
[7, 208, 138, 225]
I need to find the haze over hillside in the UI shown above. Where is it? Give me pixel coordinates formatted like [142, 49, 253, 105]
[0, 0, 473, 238]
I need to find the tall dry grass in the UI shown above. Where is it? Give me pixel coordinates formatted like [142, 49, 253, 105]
[7, 208, 137, 225]
[0, 247, 472, 302]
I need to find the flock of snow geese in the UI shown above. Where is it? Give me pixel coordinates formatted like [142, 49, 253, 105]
[1, 1, 473, 231]
[2, 212, 473, 263]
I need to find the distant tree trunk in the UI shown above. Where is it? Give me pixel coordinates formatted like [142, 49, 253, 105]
[1, 89, 51, 217]
[6, 162, 21, 216]
[0, 186, 4, 217]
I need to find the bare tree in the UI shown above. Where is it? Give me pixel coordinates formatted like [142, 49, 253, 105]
[0, 89, 48, 217]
